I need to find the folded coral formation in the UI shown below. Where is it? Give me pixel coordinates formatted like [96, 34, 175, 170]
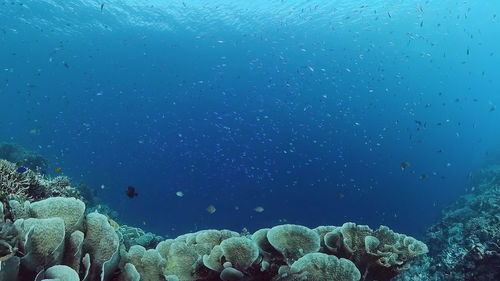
[0, 195, 427, 281]
[0, 155, 429, 281]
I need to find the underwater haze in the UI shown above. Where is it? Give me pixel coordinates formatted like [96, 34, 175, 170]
[1, 0, 500, 238]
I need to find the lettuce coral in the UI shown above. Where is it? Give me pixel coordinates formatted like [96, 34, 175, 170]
[84, 212, 120, 280]
[320, 222, 428, 280]
[274, 253, 361, 281]
[267, 224, 321, 264]
[220, 237, 259, 270]
[29, 196, 85, 234]
[20, 217, 66, 273]
[0, 196, 427, 281]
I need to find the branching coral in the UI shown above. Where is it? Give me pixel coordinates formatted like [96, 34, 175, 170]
[0, 159, 78, 203]
[0, 159, 39, 202]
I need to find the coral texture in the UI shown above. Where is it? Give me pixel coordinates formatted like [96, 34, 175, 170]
[396, 164, 500, 281]
[0, 196, 426, 281]
[0, 159, 78, 203]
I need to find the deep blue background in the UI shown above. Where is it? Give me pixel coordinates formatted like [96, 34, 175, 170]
[1, 0, 500, 238]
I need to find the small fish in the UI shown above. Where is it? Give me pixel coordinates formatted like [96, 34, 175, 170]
[387, 11, 392, 18]
[254, 206, 264, 213]
[234, 206, 240, 211]
[100, 184, 105, 189]
[206, 205, 216, 214]
[126, 186, 138, 198]
[400, 162, 410, 171]
[100, 3, 104, 12]
[337, 193, 345, 199]
[176, 191, 184, 197]
[55, 167, 62, 173]
[29, 128, 40, 135]
[17, 167, 27, 174]
[420, 174, 428, 180]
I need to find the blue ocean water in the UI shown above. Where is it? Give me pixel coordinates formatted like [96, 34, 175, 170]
[1, 0, 499, 239]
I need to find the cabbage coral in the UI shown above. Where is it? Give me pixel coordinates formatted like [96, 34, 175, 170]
[0, 197, 428, 281]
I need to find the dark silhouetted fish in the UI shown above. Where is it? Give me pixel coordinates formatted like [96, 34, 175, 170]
[126, 186, 138, 198]
[400, 162, 410, 171]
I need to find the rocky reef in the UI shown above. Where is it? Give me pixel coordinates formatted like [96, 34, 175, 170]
[396, 164, 500, 281]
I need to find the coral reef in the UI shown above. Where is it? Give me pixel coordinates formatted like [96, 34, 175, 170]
[0, 149, 430, 280]
[119, 224, 164, 250]
[77, 183, 99, 209]
[0, 142, 48, 171]
[0, 159, 79, 203]
[395, 164, 500, 281]
[0, 196, 426, 281]
[87, 204, 119, 221]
